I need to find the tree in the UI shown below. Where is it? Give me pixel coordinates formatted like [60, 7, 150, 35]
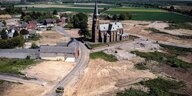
[72, 13, 88, 29]
[13, 30, 19, 37]
[119, 13, 126, 20]
[79, 28, 90, 39]
[53, 10, 58, 15]
[0, 29, 8, 39]
[2, 20, 6, 26]
[23, 15, 32, 22]
[190, 10, 192, 16]
[31, 42, 39, 49]
[20, 29, 29, 35]
[170, 6, 175, 11]
[112, 14, 118, 20]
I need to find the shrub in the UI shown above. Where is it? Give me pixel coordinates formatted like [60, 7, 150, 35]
[90, 51, 118, 62]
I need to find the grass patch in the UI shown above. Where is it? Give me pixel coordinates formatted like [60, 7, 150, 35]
[90, 51, 118, 62]
[135, 62, 148, 70]
[159, 44, 192, 55]
[27, 34, 42, 41]
[146, 28, 192, 39]
[117, 78, 188, 96]
[131, 51, 192, 69]
[0, 58, 37, 75]
[117, 89, 148, 96]
[165, 23, 192, 30]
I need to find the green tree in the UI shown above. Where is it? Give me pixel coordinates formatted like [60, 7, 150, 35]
[30, 42, 39, 49]
[13, 30, 19, 37]
[53, 10, 58, 15]
[2, 20, 6, 26]
[20, 29, 29, 35]
[72, 13, 88, 29]
[0, 29, 8, 39]
[112, 14, 118, 20]
[79, 28, 90, 39]
[170, 6, 175, 11]
[23, 15, 32, 22]
[119, 13, 126, 20]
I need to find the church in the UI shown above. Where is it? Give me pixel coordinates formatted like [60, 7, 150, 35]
[92, 1, 129, 43]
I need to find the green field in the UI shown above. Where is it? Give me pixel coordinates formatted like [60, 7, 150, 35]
[90, 51, 118, 62]
[108, 7, 167, 12]
[26, 7, 97, 13]
[106, 8, 192, 22]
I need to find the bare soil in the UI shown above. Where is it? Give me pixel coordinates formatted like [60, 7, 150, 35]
[2, 61, 75, 96]
[36, 31, 70, 46]
[64, 59, 156, 96]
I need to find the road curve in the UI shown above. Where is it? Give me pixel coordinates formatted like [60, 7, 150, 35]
[44, 26, 90, 96]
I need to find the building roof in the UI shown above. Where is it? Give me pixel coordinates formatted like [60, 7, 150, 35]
[99, 22, 123, 32]
[40, 46, 75, 54]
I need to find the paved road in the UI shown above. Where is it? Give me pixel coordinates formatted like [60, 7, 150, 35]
[44, 42, 90, 96]
[53, 26, 71, 37]
[44, 26, 90, 96]
[0, 74, 47, 86]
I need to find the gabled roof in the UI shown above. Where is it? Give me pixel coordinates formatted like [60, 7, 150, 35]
[40, 46, 75, 54]
[99, 22, 123, 32]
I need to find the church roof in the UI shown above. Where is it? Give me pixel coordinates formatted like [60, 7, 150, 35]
[99, 22, 123, 32]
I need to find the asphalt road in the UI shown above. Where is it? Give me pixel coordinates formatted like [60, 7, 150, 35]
[53, 26, 71, 38]
[44, 26, 90, 96]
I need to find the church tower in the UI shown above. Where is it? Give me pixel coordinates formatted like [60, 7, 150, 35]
[92, 0, 99, 42]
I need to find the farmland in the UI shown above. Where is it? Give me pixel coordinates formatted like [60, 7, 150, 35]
[106, 8, 192, 22]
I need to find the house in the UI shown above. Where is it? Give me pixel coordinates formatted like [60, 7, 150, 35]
[43, 19, 56, 25]
[20, 21, 28, 29]
[27, 21, 37, 30]
[39, 45, 79, 62]
[7, 29, 16, 38]
[92, 1, 128, 43]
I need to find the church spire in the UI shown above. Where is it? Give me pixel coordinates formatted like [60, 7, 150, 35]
[93, 0, 99, 17]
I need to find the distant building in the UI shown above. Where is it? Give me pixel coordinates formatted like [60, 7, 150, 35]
[92, 1, 128, 43]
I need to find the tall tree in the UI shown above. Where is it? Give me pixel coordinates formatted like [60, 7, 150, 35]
[20, 29, 29, 35]
[53, 10, 58, 15]
[13, 30, 19, 37]
[0, 29, 8, 39]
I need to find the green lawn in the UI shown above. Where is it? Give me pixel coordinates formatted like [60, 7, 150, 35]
[131, 51, 192, 69]
[106, 8, 192, 22]
[0, 58, 37, 75]
[90, 51, 118, 62]
[117, 78, 188, 96]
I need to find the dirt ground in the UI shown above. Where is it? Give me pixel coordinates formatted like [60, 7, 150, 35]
[65, 29, 81, 38]
[2, 83, 47, 96]
[36, 31, 70, 46]
[2, 61, 75, 96]
[64, 58, 156, 96]
[22, 61, 75, 84]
